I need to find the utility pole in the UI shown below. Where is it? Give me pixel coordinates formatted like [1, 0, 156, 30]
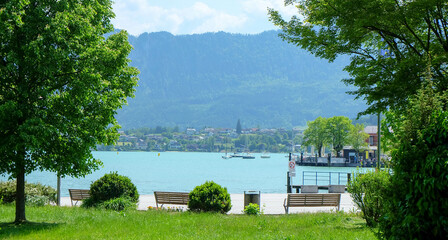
[377, 113, 381, 170]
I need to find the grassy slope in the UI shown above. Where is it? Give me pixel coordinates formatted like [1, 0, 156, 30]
[0, 205, 376, 239]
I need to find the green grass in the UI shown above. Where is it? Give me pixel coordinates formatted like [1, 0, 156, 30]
[0, 205, 377, 239]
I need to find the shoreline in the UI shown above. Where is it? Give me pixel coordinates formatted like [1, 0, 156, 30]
[60, 193, 357, 215]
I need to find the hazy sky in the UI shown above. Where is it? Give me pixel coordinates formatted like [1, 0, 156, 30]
[111, 0, 297, 36]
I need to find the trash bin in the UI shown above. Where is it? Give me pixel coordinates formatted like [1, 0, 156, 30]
[244, 191, 260, 207]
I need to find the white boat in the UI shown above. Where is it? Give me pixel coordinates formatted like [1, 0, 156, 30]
[222, 136, 232, 159]
[241, 135, 255, 159]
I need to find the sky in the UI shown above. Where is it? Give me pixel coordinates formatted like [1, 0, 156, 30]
[111, 0, 298, 36]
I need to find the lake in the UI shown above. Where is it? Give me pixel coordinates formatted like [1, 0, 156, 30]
[1, 151, 364, 196]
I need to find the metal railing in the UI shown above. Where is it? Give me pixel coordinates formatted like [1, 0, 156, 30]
[302, 171, 350, 185]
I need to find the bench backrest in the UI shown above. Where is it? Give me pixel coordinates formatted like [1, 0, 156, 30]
[328, 185, 346, 193]
[301, 185, 318, 193]
[154, 191, 190, 206]
[69, 189, 90, 201]
[287, 193, 340, 207]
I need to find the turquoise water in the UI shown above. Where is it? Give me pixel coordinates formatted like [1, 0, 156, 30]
[1, 151, 363, 196]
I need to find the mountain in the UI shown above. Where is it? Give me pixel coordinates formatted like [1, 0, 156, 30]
[115, 30, 366, 129]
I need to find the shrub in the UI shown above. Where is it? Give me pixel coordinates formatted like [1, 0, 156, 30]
[379, 82, 448, 239]
[244, 203, 260, 215]
[85, 172, 139, 208]
[347, 169, 390, 227]
[26, 195, 50, 207]
[0, 180, 56, 204]
[188, 181, 231, 213]
[100, 196, 136, 211]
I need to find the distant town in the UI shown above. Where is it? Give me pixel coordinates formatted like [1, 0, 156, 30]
[96, 126, 305, 153]
[97, 125, 379, 158]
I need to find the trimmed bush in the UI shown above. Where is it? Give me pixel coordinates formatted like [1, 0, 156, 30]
[84, 172, 139, 208]
[347, 169, 390, 227]
[0, 180, 56, 204]
[188, 181, 231, 213]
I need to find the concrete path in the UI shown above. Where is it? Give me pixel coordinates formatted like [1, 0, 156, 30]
[61, 193, 358, 214]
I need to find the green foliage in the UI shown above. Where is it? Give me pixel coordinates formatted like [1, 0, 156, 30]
[379, 83, 448, 239]
[244, 203, 260, 215]
[304, 116, 354, 157]
[347, 170, 390, 227]
[326, 116, 352, 156]
[303, 117, 328, 157]
[25, 195, 50, 207]
[347, 123, 369, 156]
[236, 119, 242, 135]
[100, 196, 136, 211]
[0, 181, 56, 204]
[188, 181, 231, 213]
[269, 1, 448, 117]
[0, 0, 139, 222]
[86, 172, 139, 208]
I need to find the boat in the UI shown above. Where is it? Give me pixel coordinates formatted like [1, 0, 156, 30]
[241, 136, 255, 159]
[261, 152, 271, 158]
[222, 136, 232, 159]
[242, 154, 255, 159]
[230, 152, 244, 158]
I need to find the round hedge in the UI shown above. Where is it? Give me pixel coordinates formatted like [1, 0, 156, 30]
[88, 172, 139, 206]
[188, 181, 231, 213]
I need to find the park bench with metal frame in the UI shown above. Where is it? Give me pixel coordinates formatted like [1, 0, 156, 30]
[154, 191, 190, 208]
[283, 193, 341, 214]
[68, 189, 90, 206]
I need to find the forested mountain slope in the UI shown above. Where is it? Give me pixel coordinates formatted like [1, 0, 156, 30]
[116, 31, 366, 129]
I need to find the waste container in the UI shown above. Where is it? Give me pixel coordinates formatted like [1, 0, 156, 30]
[244, 191, 260, 207]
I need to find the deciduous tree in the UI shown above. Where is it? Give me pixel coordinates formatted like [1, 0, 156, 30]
[269, 0, 448, 115]
[326, 116, 352, 157]
[0, 0, 139, 223]
[303, 117, 328, 157]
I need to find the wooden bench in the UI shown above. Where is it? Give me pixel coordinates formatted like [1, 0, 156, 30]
[154, 191, 190, 208]
[283, 193, 341, 214]
[68, 189, 90, 206]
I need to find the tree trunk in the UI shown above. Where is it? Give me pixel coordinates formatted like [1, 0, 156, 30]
[15, 163, 26, 223]
[318, 144, 322, 157]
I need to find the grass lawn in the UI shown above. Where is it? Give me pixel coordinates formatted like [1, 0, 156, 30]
[0, 205, 377, 239]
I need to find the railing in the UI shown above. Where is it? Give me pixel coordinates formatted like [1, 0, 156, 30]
[302, 171, 350, 185]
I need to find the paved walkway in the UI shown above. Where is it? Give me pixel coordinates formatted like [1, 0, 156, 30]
[61, 193, 357, 214]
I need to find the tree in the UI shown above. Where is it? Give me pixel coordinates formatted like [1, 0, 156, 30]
[303, 117, 328, 157]
[326, 116, 352, 157]
[347, 124, 369, 160]
[236, 119, 242, 135]
[269, 0, 448, 116]
[0, 1, 139, 223]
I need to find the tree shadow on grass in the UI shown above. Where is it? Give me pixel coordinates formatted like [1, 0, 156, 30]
[0, 221, 62, 238]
